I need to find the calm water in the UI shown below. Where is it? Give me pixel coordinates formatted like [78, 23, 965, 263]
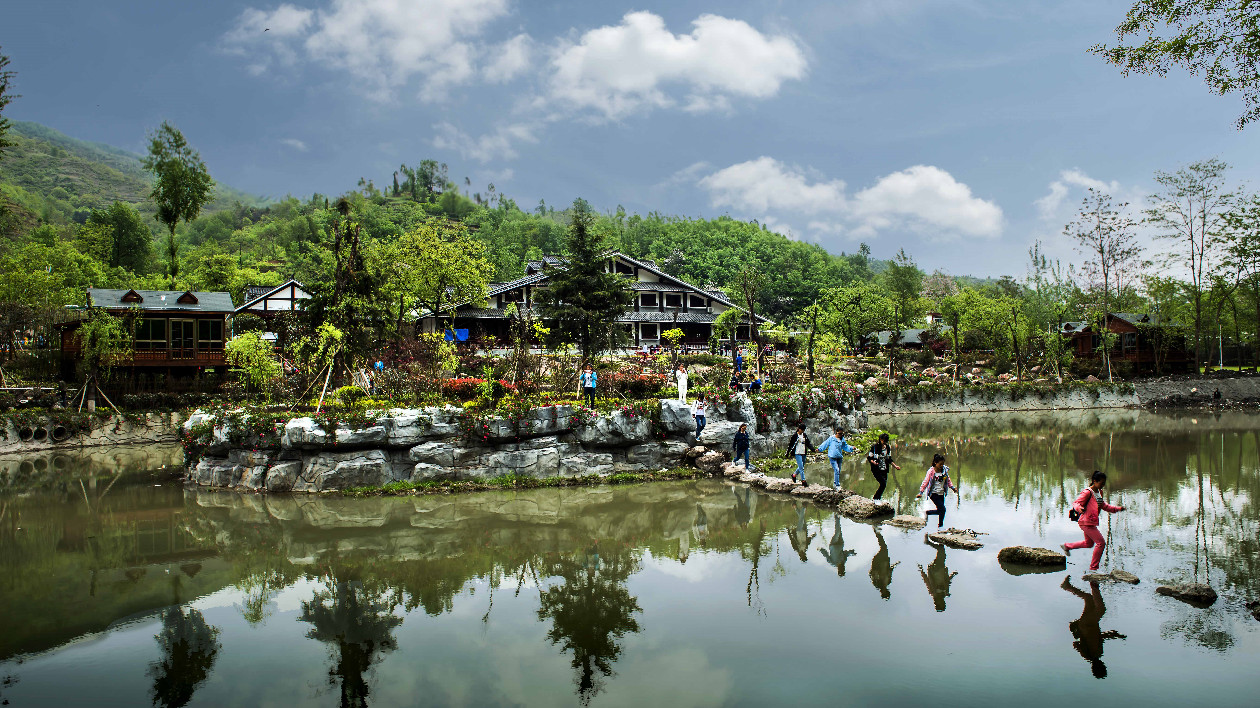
[1, 410, 1258, 707]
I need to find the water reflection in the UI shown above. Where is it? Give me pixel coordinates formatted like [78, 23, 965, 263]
[786, 503, 816, 563]
[869, 527, 897, 600]
[818, 514, 856, 576]
[1060, 578, 1125, 679]
[148, 606, 221, 708]
[537, 545, 642, 705]
[919, 537, 957, 612]
[300, 571, 402, 708]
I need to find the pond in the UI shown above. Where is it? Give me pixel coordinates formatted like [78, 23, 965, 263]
[0, 410, 1257, 707]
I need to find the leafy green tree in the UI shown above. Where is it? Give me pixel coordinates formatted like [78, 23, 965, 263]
[225, 332, 283, 400]
[731, 265, 767, 370]
[0, 46, 15, 159]
[819, 282, 893, 354]
[1222, 194, 1260, 369]
[87, 201, 154, 273]
[536, 199, 632, 363]
[1093, 1, 1260, 129]
[882, 248, 925, 331]
[142, 121, 215, 286]
[385, 217, 490, 334]
[1144, 158, 1235, 370]
[76, 308, 133, 393]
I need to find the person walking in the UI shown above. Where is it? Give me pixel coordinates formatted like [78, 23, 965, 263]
[748, 376, 762, 393]
[579, 365, 597, 407]
[675, 364, 689, 403]
[735, 349, 744, 374]
[691, 398, 707, 437]
[818, 428, 859, 490]
[785, 424, 812, 485]
[916, 454, 958, 528]
[1062, 471, 1126, 572]
[866, 433, 901, 500]
[732, 423, 753, 470]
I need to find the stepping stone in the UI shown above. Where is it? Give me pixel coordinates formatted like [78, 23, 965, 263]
[763, 477, 798, 493]
[928, 528, 984, 550]
[1247, 600, 1259, 622]
[997, 546, 1066, 566]
[1110, 570, 1140, 584]
[887, 515, 926, 529]
[1156, 583, 1218, 607]
[790, 484, 829, 498]
[839, 495, 895, 519]
[811, 489, 851, 507]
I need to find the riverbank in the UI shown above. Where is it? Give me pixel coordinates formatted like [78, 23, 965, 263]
[0, 411, 185, 455]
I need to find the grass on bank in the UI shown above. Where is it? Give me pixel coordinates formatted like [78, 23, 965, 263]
[342, 467, 711, 497]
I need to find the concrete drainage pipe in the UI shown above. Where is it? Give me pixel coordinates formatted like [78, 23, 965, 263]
[32, 427, 49, 442]
[51, 425, 70, 442]
[17, 427, 34, 442]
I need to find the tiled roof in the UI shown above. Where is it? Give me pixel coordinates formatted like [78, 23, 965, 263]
[618, 311, 722, 323]
[87, 289, 235, 313]
[486, 272, 549, 297]
[236, 279, 310, 312]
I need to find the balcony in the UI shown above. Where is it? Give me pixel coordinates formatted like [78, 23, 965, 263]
[62, 345, 226, 367]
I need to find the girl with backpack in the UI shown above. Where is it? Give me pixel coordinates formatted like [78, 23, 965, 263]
[916, 454, 958, 528]
[785, 424, 812, 485]
[732, 423, 753, 470]
[1062, 471, 1126, 572]
[866, 433, 901, 500]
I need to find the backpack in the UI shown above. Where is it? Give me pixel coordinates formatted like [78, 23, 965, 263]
[1069, 492, 1091, 521]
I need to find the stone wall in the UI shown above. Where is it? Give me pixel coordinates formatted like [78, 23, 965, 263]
[185, 393, 869, 493]
[0, 412, 185, 455]
[864, 386, 1140, 415]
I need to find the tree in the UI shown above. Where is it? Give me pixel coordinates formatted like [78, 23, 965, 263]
[882, 248, 925, 331]
[142, 121, 215, 286]
[386, 217, 490, 334]
[1093, 1, 1260, 129]
[535, 199, 632, 363]
[225, 332, 283, 400]
[819, 282, 893, 355]
[0, 46, 15, 159]
[731, 265, 767, 371]
[87, 202, 154, 273]
[1064, 188, 1144, 380]
[147, 607, 221, 708]
[1222, 193, 1260, 369]
[1145, 158, 1235, 371]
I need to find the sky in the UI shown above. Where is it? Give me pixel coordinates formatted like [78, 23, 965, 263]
[5, 0, 1260, 277]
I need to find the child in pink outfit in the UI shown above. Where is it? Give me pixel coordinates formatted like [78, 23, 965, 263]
[1063, 471, 1125, 571]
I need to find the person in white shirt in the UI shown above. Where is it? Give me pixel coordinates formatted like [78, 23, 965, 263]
[676, 365, 688, 402]
[691, 398, 707, 436]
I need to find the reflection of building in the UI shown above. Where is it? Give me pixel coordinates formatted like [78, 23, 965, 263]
[59, 288, 234, 386]
[420, 252, 771, 348]
[1060, 313, 1193, 373]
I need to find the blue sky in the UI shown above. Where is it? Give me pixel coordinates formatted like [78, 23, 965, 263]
[5, 0, 1260, 276]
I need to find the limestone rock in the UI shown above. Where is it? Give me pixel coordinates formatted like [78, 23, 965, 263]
[281, 417, 325, 449]
[764, 478, 798, 493]
[408, 441, 454, 467]
[790, 483, 828, 497]
[695, 451, 727, 474]
[1156, 583, 1218, 607]
[839, 495, 894, 519]
[659, 399, 696, 433]
[484, 447, 560, 476]
[928, 528, 984, 550]
[411, 462, 458, 482]
[1081, 573, 1113, 583]
[1110, 570, 1140, 584]
[811, 489, 847, 506]
[997, 546, 1067, 566]
[726, 393, 757, 423]
[333, 425, 387, 447]
[558, 452, 614, 477]
[264, 461, 300, 492]
[684, 445, 707, 460]
[294, 450, 398, 492]
[698, 420, 743, 447]
[863, 377, 880, 388]
[737, 472, 763, 484]
[887, 515, 926, 529]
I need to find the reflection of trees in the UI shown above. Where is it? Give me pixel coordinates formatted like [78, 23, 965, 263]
[918, 538, 957, 612]
[300, 571, 403, 708]
[147, 606, 221, 708]
[537, 545, 643, 706]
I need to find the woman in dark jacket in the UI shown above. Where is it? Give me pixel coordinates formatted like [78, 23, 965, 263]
[786, 425, 811, 485]
[732, 423, 753, 470]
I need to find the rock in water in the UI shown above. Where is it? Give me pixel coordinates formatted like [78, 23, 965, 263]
[790, 483, 828, 498]
[812, 489, 847, 506]
[1246, 600, 1260, 622]
[1110, 569, 1140, 585]
[928, 528, 984, 550]
[1081, 573, 1112, 583]
[998, 546, 1067, 566]
[887, 515, 927, 529]
[695, 451, 727, 474]
[839, 495, 895, 519]
[1155, 583, 1218, 607]
[764, 477, 798, 493]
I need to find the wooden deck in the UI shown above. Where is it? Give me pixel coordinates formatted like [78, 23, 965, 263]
[62, 346, 225, 367]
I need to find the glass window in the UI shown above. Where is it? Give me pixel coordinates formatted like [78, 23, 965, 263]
[135, 318, 167, 350]
[641, 323, 659, 339]
[197, 319, 223, 348]
[1123, 332, 1137, 352]
[689, 295, 706, 308]
[640, 293, 658, 307]
[664, 293, 682, 307]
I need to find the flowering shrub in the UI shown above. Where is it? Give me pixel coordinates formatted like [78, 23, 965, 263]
[599, 371, 668, 398]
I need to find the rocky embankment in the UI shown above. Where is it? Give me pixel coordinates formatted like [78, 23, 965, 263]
[185, 393, 869, 493]
[0, 412, 185, 455]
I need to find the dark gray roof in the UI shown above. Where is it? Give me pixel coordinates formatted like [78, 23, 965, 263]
[619, 311, 722, 323]
[236, 279, 310, 312]
[242, 285, 272, 303]
[87, 288, 235, 313]
[487, 272, 549, 298]
[630, 282, 693, 291]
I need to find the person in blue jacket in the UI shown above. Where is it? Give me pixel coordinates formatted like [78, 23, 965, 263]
[735, 349, 744, 374]
[732, 423, 753, 470]
[818, 427, 860, 490]
[579, 365, 597, 406]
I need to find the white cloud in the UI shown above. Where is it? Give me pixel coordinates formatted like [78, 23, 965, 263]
[280, 137, 308, 151]
[546, 12, 807, 119]
[697, 158, 1003, 241]
[1035, 169, 1122, 219]
[483, 33, 532, 83]
[431, 121, 538, 162]
[223, 0, 511, 99]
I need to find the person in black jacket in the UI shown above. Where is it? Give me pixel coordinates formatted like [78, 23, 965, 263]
[866, 432, 901, 500]
[732, 423, 753, 470]
[786, 424, 812, 485]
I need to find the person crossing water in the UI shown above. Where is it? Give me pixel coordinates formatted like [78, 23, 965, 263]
[866, 433, 900, 500]
[1062, 471, 1126, 572]
[916, 454, 958, 528]
[818, 427, 859, 490]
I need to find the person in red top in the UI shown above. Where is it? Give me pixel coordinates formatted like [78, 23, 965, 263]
[1062, 471, 1126, 571]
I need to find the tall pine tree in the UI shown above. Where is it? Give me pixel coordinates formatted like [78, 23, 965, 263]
[537, 199, 632, 363]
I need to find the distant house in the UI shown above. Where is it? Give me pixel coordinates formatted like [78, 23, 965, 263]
[869, 328, 939, 351]
[60, 288, 235, 385]
[1060, 313, 1193, 373]
[420, 252, 771, 348]
[235, 280, 312, 321]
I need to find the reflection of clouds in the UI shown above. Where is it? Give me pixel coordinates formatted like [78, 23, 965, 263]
[595, 646, 733, 708]
[645, 551, 743, 584]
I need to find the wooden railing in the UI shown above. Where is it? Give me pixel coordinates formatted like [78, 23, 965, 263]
[61, 346, 225, 366]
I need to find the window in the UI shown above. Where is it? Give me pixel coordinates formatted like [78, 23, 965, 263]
[197, 319, 224, 350]
[1122, 332, 1137, 352]
[615, 261, 634, 275]
[504, 289, 526, 304]
[736, 326, 750, 340]
[689, 295, 707, 308]
[135, 318, 167, 350]
[640, 293, 658, 307]
[664, 293, 682, 308]
[640, 323, 659, 339]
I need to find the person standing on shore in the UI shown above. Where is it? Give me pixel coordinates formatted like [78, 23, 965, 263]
[692, 397, 707, 437]
[1062, 471, 1126, 572]
[785, 424, 812, 485]
[818, 428, 859, 490]
[916, 454, 958, 528]
[579, 365, 597, 407]
[866, 433, 901, 500]
[732, 423, 753, 470]
[675, 364, 688, 403]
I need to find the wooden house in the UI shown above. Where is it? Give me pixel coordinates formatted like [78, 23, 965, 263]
[235, 279, 311, 321]
[420, 252, 770, 348]
[1060, 313, 1193, 373]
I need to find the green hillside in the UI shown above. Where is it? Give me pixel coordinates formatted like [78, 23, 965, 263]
[0, 120, 262, 228]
